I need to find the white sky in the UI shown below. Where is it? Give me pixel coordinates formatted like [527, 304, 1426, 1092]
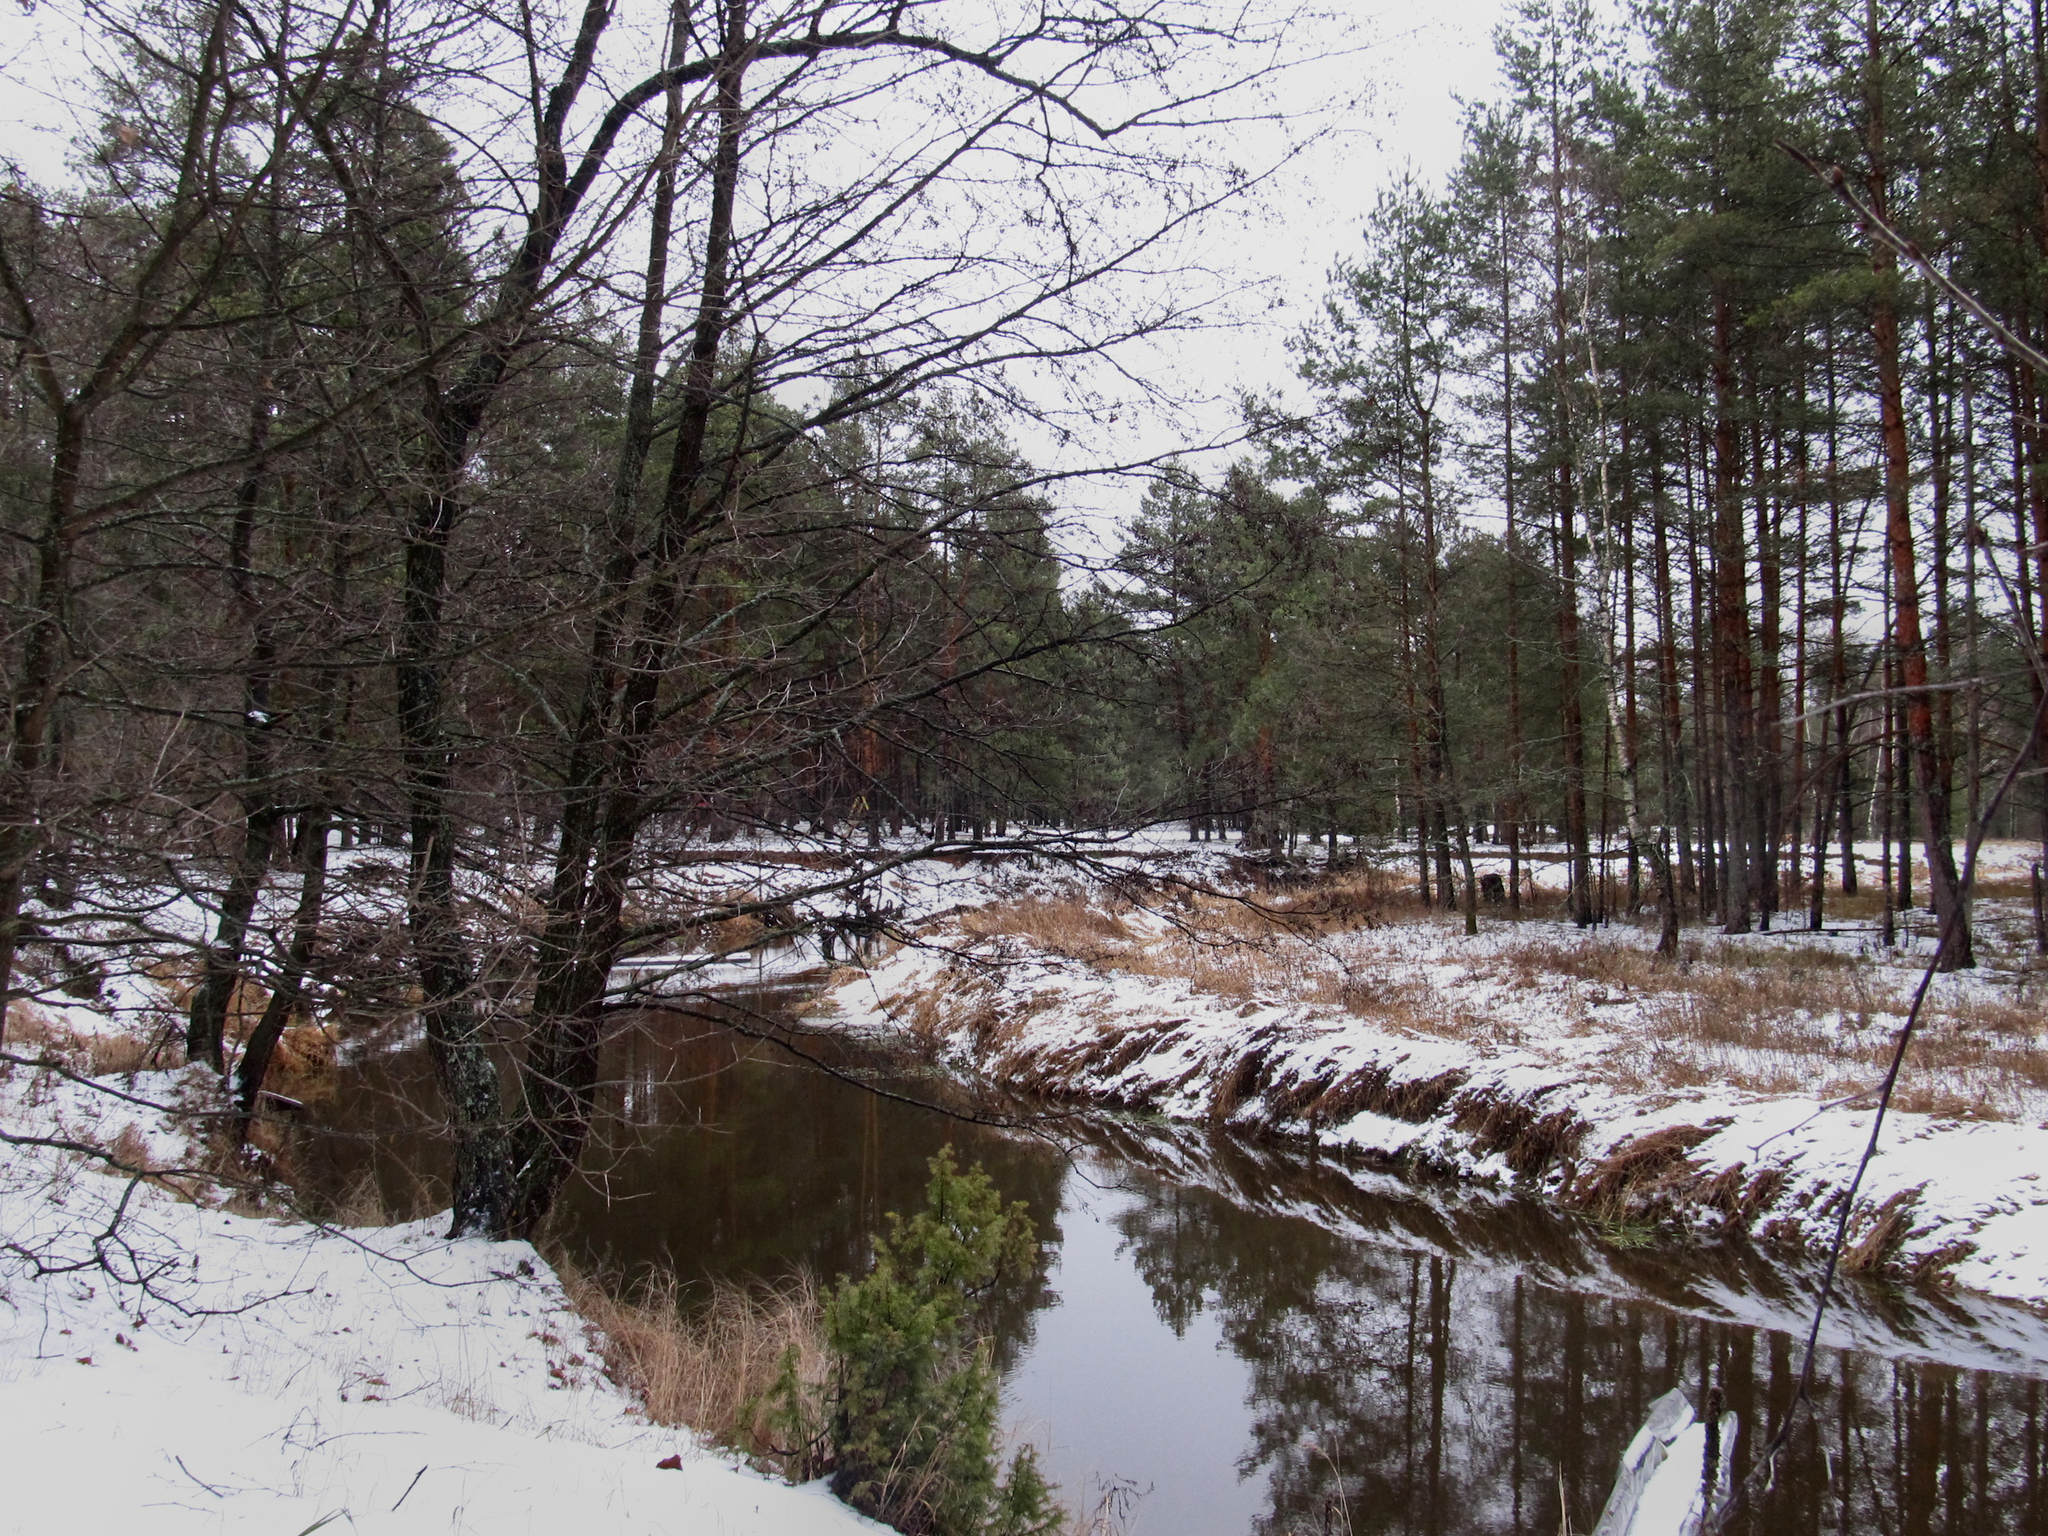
[1048, 0, 1518, 533]
[1171, 2, 1516, 411]
[0, 0, 1516, 535]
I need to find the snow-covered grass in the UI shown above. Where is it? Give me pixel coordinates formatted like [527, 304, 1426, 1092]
[813, 844, 2048, 1310]
[0, 829, 1251, 1536]
[0, 1020, 884, 1534]
[4, 825, 2041, 1530]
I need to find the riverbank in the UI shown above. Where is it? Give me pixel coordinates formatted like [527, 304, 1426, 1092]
[813, 850, 2048, 1310]
[7, 829, 2046, 1528]
[0, 1032, 882, 1534]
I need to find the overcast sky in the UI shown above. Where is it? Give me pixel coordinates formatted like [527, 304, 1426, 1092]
[1201, 0, 1514, 398]
[0, 0, 1516, 532]
[1024, 0, 1517, 544]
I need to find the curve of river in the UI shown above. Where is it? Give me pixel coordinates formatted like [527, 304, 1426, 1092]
[306, 984, 2048, 1535]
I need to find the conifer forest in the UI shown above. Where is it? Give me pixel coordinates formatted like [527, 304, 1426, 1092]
[12, 3, 2048, 1529]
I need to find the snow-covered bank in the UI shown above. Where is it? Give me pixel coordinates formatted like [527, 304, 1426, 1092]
[1081, 1116, 2048, 1380]
[0, 1058, 881, 1534]
[817, 872, 2048, 1312]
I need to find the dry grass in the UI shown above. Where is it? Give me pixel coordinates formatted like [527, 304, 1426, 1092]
[959, 875, 1391, 969]
[4, 999, 174, 1076]
[311, 1165, 442, 1227]
[941, 874, 2048, 1122]
[1568, 1124, 1715, 1222]
[961, 897, 1133, 956]
[1252, 870, 1399, 933]
[1839, 1187, 1922, 1274]
[1485, 931, 2048, 1118]
[983, 888, 1484, 1040]
[1635, 959, 2045, 1117]
[556, 1260, 828, 1473]
[1116, 935, 1267, 1001]
[103, 1121, 153, 1171]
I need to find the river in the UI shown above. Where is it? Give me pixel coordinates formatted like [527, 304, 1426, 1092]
[307, 984, 2048, 1534]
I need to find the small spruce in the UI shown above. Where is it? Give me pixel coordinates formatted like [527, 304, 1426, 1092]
[764, 1147, 1059, 1536]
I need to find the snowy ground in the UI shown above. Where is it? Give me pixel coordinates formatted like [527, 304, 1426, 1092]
[5, 825, 2043, 1532]
[0, 1053, 883, 1535]
[813, 839, 2048, 1310]
[0, 827, 1241, 1536]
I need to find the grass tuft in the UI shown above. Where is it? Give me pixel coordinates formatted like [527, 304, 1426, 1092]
[557, 1260, 829, 1474]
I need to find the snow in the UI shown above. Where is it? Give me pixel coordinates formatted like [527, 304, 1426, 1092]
[6, 826, 2044, 1531]
[816, 847, 2048, 1311]
[0, 1058, 884, 1535]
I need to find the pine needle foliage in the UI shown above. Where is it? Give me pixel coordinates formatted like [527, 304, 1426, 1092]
[764, 1147, 1059, 1536]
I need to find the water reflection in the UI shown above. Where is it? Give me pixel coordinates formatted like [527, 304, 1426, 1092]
[1086, 1158, 2048, 1533]
[307, 994, 2048, 1535]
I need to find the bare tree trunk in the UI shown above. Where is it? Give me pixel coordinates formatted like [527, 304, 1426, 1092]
[234, 510, 351, 1132]
[189, 398, 284, 1072]
[510, 6, 753, 1234]
[234, 803, 331, 1133]
[1865, 0, 1971, 967]
[1711, 293, 1755, 935]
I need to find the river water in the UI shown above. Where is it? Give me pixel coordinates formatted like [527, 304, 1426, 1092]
[311, 986, 2048, 1534]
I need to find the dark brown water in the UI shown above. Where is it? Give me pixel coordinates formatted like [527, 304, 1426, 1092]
[309, 989, 2048, 1535]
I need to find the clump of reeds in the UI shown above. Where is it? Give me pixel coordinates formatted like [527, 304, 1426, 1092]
[4, 999, 173, 1076]
[557, 1261, 830, 1470]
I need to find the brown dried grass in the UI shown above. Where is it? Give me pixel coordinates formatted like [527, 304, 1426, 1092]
[948, 884, 1502, 1045]
[103, 1121, 153, 1172]
[314, 1164, 440, 1227]
[1116, 938, 1261, 1000]
[557, 1260, 827, 1471]
[945, 877, 2048, 1122]
[1839, 1187, 1923, 1274]
[4, 1000, 172, 1076]
[1568, 1125, 1715, 1222]
[893, 965, 1017, 1059]
[959, 897, 1132, 958]
[1257, 872, 1396, 933]
[1301, 1063, 1469, 1125]
[1449, 1091, 1587, 1178]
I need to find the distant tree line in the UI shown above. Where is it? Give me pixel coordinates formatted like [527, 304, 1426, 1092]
[1108, 0, 2048, 965]
[7, 0, 2048, 1239]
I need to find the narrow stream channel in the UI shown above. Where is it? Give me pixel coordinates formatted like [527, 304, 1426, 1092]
[308, 985, 2048, 1534]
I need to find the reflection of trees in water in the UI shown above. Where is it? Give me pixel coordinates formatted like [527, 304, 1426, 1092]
[314, 1013, 2048, 1535]
[309, 1003, 1064, 1372]
[563, 1009, 1066, 1372]
[1106, 1169, 2048, 1535]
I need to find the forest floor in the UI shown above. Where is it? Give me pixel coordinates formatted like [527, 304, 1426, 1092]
[812, 836, 2048, 1310]
[0, 1006, 883, 1534]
